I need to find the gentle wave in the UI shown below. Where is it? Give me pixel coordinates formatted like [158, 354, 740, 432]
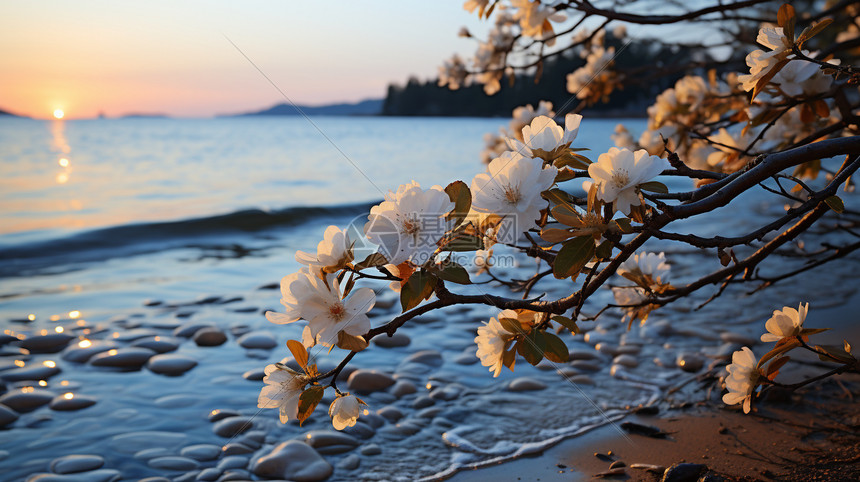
[0, 201, 376, 277]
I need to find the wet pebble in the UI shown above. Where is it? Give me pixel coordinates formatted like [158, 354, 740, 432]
[89, 347, 156, 369]
[347, 370, 395, 393]
[676, 353, 704, 373]
[61, 341, 118, 363]
[371, 332, 410, 348]
[0, 388, 55, 412]
[49, 394, 97, 411]
[412, 396, 434, 409]
[146, 354, 198, 376]
[342, 420, 375, 440]
[361, 412, 385, 429]
[236, 331, 277, 349]
[111, 431, 187, 454]
[612, 354, 639, 368]
[389, 380, 417, 398]
[571, 360, 601, 372]
[173, 323, 217, 338]
[429, 384, 462, 401]
[662, 463, 708, 482]
[154, 394, 198, 408]
[377, 406, 404, 422]
[720, 332, 757, 346]
[181, 444, 222, 461]
[134, 448, 170, 460]
[569, 374, 595, 385]
[453, 353, 478, 365]
[195, 468, 220, 481]
[213, 416, 254, 438]
[131, 337, 179, 354]
[595, 343, 620, 356]
[507, 378, 547, 391]
[0, 403, 19, 427]
[1, 363, 61, 382]
[27, 469, 121, 481]
[337, 454, 360, 470]
[242, 368, 265, 381]
[250, 440, 332, 481]
[222, 443, 254, 455]
[111, 329, 158, 342]
[50, 455, 104, 474]
[569, 349, 599, 361]
[216, 456, 249, 471]
[401, 350, 443, 367]
[208, 408, 240, 422]
[615, 344, 641, 355]
[19, 334, 75, 354]
[360, 443, 381, 456]
[148, 456, 200, 471]
[193, 328, 227, 347]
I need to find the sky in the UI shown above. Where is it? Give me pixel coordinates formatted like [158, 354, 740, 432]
[1, 1, 489, 119]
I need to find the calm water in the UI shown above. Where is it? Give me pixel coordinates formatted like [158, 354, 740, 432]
[0, 116, 856, 481]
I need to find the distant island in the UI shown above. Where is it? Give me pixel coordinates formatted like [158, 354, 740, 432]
[118, 113, 171, 119]
[225, 98, 383, 117]
[0, 107, 26, 117]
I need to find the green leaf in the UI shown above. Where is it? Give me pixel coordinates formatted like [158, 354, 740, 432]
[595, 240, 613, 259]
[445, 180, 472, 227]
[400, 270, 436, 312]
[551, 315, 579, 334]
[516, 331, 546, 366]
[638, 181, 668, 194]
[553, 236, 595, 279]
[297, 385, 325, 425]
[436, 262, 471, 285]
[499, 317, 524, 335]
[824, 195, 844, 214]
[355, 252, 388, 270]
[287, 340, 309, 370]
[543, 332, 569, 363]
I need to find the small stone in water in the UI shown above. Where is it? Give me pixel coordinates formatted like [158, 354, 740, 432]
[89, 347, 156, 369]
[376, 406, 404, 422]
[50, 454, 105, 474]
[221, 443, 254, 455]
[661, 463, 708, 482]
[180, 444, 222, 461]
[148, 456, 200, 471]
[172, 323, 217, 338]
[612, 354, 639, 368]
[213, 416, 254, 438]
[49, 393, 97, 411]
[242, 368, 265, 381]
[195, 468, 220, 481]
[506, 377, 547, 391]
[193, 328, 227, 347]
[236, 331, 277, 349]
[250, 440, 333, 481]
[0, 388, 55, 412]
[336, 454, 360, 470]
[216, 455, 249, 471]
[131, 336, 179, 354]
[1, 363, 61, 382]
[360, 443, 381, 456]
[401, 350, 443, 367]
[19, 334, 75, 354]
[62, 340, 117, 363]
[208, 408, 240, 422]
[676, 354, 704, 373]
[389, 380, 417, 398]
[347, 369, 395, 393]
[371, 332, 411, 348]
[146, 354, 198, 376]
[0, 403, 19, 427]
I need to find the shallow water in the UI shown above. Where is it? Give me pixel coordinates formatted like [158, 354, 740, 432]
[1, 116, 857, 481]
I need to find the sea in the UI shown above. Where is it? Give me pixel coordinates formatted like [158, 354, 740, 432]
[0, 116, 857, 481]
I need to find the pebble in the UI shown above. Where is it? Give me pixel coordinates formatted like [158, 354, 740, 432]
[242, 368, 265, 381]
[361, 412, 385, 429]
[250, 440, 333, 481]
[173, 323, 217, 338]
[221, 443, 254, 455]
[131, 337, 180, 354]
[377, 406, 404, 422]
[569, 349, 599, 361]
[360, 443, 381, 456]
[236, 331, 277, 349]
[216, 456, 249, 471]
[662, 463, 708, 482]
[676, 354, 704, 373]
[429, 384, 462, 401]
[207, 408, 239, 422]
[89, 347, 156, 369]
[19, 334, 75, 353]
[61, 341, 119, 363]
[0, 403, 19, 427]
[111, 329, 158, 342]
[146, 354, 198, 376]
[595, 343, 620, 356]
[213, 416, 254, 437]
[453, 353, 478, 365]
[0, 388, 55, 412]
[303, 430, 360, 454]
[411, 396, 434, 409]
[50, 455, 104, 474]
[180, 444, 222, 461]
[111, 431, 187, 454]
[612, 354, 639, 368]
[371, 332, 411, 348]
[569, 374, 595, 385]
[195, 468, 220, 481]
[193, 328, 227, 347]
[336, 454, 360, 470]
[134, 448, 171, 460]
[26, 469, 121, 481]
[1, 363, 61, 382]
[389, 380, 417, 398]
[347, 370, 395, 393]
[571, 360, 601, 372]
[401, 350, 443, 367]
[342, 421, 375, 440]
[720, 332, 757, 346]
[507, 378, 547, 391]
[148, 456, 200, 471]
[49, 394, 97, 411]
[154, 394, 198, 408]
[615, 344, 642, 355]
[140, 478, 170, 482]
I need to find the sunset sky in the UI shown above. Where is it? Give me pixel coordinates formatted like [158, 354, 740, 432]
[1, 1, 488, 119]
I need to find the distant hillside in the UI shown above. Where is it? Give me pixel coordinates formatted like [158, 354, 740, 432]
[227, 98, 383, 117]
[0, 107, 25, 117]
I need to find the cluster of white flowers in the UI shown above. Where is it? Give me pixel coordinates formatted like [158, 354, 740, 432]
[506, 113, 582, 156]
[611, 251, 671, 324]
[511, 0, 566, 45]
[481, 101, 555, 163]
[438, 54, 469, 90]
[587, 147, 669, 215]
[738, 26, 794, 92]
[567, 45, 615, 100]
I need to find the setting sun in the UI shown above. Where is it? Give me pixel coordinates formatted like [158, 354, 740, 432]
[53, 109, 64, 119]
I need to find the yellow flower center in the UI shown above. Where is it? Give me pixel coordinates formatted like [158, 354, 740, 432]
[504, 184, 522, 204]
[582, 212, 603, 228]
[401, 217, 420, 236]
[329, 302, 347, 322]
[611, 169, 630, 189]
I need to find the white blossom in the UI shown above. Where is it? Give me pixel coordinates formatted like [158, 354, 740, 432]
[509, 114, 582, 155]
[587, 147, 669, 215]
[265, 267, 375, 346]
[471, 151, 558, 244]
[365, 182, 455, 266]
[329, 394, 363, 431]
[612, 286, 650, 325]
[722, 347, 760, 414]
[618, 251, 670, 286]
[761, 302, 808, 342]
[257, 364, 308, 423]
[738, 27, 792, 92]
[295, 225, 353, 276]
[611, 124, 636, 150]
[511, 0, 566, 45]
[438, 54, 469, 90]
[475, 310, 513, 377]
[567, 46, 615, 99]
